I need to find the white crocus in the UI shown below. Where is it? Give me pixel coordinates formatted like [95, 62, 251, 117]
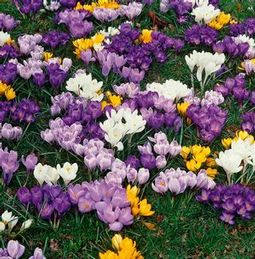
[191, 3, 220, 24]
[100, 108, 146, 150]
[0, 31, 11, 47]
[66, 71, 104, 101]
[44, 166, 59, 185]
[1, 211, 18, 231]
[34, 163, 60, 185]
[216, 149, 243, 184]
[185, 50, 225, 91]
[20, 219, 33, 231]
[146, 79, 191, 101]
[57, 162, 78, 185]
[0, 221, 5, 232]
[231, 138, 255, 163]
[123, 109, 146, 134]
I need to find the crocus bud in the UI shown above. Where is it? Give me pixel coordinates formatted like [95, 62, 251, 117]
[22, 153, 38, 172]
[20, 219, 33, 231]
[126, 168, 138, 183]
[17, 187, 31, 205]
[84, 154, 97, 169]
[137, 168, 150, 185]
[156, 155, 167, 169]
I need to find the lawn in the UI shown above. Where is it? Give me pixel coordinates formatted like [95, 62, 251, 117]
[1, 0, 255, 258]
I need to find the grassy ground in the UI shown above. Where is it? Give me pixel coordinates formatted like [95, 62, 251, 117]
[1, 0, 255, 258]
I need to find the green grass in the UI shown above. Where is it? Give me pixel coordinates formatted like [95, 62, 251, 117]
[1, 0, 255, 258]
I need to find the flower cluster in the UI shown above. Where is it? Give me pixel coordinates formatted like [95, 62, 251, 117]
[57, 9, 93, 38]
[0, 210, 32, 234]
[180, 145, 214, 173]
[185, 50, 225, 89]
[99, 234, 143, 259]
[100, 107, 146, 150]
[229, 18, 255, 37]
[0, 240, 45, 259]
[197, 184, 255, 225]
[0, 123, 22, 140]
[68, 180, 134, 231]
[33, 162, 78, 185]
[138, 132, 181, 170]
[186, 103, 227, 142]
[0, 81, 16, 100]
[17, 184, 71, 221]
[42, 31, 70, 48]
[185, 24, 218, 46]
[152, 168, 216, 194]
[0, 13, 18, 31]
[216, 133, 255, 184]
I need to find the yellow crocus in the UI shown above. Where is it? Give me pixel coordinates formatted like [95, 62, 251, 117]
[221, 138, 232, 149]
[137, 199, 155, 217]
[208, 12, 231, 30]
[180, 146, 191, 160]
[206, 168, 218, 179]
[194, 152, 207, 164]
[5, 88, 16, 100]
[177, 102, 190, 116]
[112, 234, 123, 251]
[139, 29, 152, 44]
[0, 81, 9, 94]
[99, 250, 118, 259]
[44, 52, 53, 62]
[186, 159, 202, 172]
[206, 157, 217, 168]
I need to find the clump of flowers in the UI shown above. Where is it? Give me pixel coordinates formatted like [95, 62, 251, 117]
[229, 18, 255, 37]
[208, 12, 232, 30]
[213, 35, 255, 58]
[181, 145, 215, 174]
[126, 185, 154, 217]
[191, 2, 220, 24]
[146, 79, 191, 101]
[185, 24, 218, 46]
[0, 123, 22, 140]
[100, 107, 146, 151]
[99, 234, 143, 259]
[17, 184, 71, 226]
[73, 33, 105, 57]
[68, 180, 134, 231]
[0, 81, 16, 100]
[0, 210, 32, 235]
[0, 13, 18, 31]
[42, 31, 70, 48]
[185, 50, 225, 91]
[216, 132, 255, 184]
[0, 61, 17, 85]
[152, 168, 216, 194]
[138, 132, 181, 170]
[33, 162, 78, 186]
[66, 70, 104, 101]
[197, 184, 255, 225]
[186, 103, 227, 142]
[0, 240, 45, 258]
[56, 9, 93, 38]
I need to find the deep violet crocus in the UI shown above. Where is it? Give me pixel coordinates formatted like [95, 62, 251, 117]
[42, 31, 70, 48]
[197, 184, 255, 225]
